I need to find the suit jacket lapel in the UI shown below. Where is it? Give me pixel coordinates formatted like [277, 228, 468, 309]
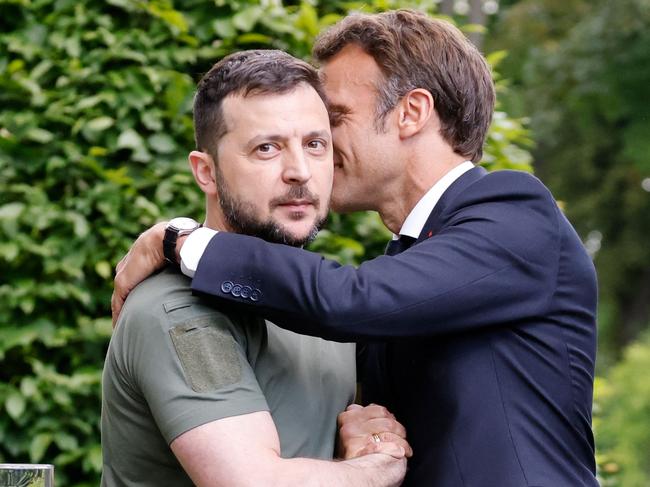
[415, 165, 488, 244]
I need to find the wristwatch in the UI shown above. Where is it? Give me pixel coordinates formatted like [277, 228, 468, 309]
[163, 217, 201, 265]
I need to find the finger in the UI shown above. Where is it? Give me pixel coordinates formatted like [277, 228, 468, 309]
[373, 432, 413, 458]
[338, 403, 392, 427]
[368, 418, 407, 437]
[365, 404, 393, 418]
[111, 272, 130, 328]
[111, 290, 123, 328]
[115, 251, 129, 274]
[339, 416, 407, 440]
[357, 441, 406, 460]
[338, 403, 363, 427]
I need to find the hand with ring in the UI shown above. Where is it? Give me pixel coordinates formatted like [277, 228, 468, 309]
[336, 403, 413, 460]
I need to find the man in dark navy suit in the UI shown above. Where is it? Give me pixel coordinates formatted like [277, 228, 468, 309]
[113, 10, 599, 487]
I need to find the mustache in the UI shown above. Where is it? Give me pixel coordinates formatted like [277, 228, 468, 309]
[270, 186, 320, 209]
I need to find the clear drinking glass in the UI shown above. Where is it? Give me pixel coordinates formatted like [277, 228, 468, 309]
[0, 464, 54, 487]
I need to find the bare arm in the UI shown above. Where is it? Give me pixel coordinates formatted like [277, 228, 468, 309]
[170, 410, 407, 487]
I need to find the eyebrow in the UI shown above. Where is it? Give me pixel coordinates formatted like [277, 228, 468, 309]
[327, 103, 351, 115]
[245, 130, 331, 150]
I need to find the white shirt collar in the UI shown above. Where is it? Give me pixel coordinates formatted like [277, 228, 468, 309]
[396, 160, 475, 240]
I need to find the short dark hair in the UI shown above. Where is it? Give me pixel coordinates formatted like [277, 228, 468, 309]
[313, 9, 495, 162]
[193, 50, 325, 161]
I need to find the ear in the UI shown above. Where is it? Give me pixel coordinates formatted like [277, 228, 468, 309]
[397, 89, 435, 139]
[188, 150, 218, 196]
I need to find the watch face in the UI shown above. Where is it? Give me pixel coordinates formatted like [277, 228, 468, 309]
[168, 217, 199, 231]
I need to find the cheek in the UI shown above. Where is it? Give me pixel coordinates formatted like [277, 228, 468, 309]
[332, 125, 353, 151]
[229, 168, 275, 206]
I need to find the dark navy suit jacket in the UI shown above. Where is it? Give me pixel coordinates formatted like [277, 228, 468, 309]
[192, 167, 599, 486]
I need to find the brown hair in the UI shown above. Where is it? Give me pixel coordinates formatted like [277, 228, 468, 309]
[193, 49, 325, 161]
[313, 9, 495, 162]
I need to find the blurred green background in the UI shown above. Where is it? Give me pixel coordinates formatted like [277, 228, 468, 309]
[1, 0, 648, 485]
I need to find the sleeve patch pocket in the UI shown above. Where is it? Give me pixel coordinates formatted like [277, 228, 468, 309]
[169, 316, 242, 393]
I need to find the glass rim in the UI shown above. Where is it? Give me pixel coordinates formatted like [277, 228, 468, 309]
[0, 464, 54, 469]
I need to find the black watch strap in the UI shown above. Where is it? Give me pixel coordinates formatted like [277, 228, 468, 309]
[163, 229, 178, 265]
[163, 219, 201, 265]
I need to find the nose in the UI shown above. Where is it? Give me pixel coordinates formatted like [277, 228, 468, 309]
[282, 146, 312, 185]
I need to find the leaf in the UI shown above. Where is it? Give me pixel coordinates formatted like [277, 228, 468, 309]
[486, 50, 508, 69]
[95, 261, 112, 279]
[461, 23, 486, 34]
[297, 2, 319, 37]
[6, 392, 26, 420]
[0, 242, 20, 261]
[117, 128, 144, 150]
[213, 18, 236, 39]
[29, 433, 53, 462]
[148, 133, 176, 154]
[85, 116, 115, 132]
[148, 3, 188, 33]
[86, 444, 103, 472]
[54, 432, 78, 451]
[89, 146, 108, 157]
[236, 33, 273, 45]
[20, 377, 38, 397]
[25, 127, 54, 143]
[82, 116, 115, 141]
[163, 72, 194, 116]
[0, 202, 25, 220]
[232, 5, 264, 31]
[63, 211, 89, 237]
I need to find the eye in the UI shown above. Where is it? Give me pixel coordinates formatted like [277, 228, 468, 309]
[306, 139, 326, 150]
[328, 105, 351, 127]
[255, 143, 279, 157]
[329, 111, 345, 127]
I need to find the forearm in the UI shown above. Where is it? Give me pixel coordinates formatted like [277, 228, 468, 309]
[191, 231, 552, 341]
[172, 411, 406, 487]
[271, 454, 405, 487]
[184, 446, 405, 487]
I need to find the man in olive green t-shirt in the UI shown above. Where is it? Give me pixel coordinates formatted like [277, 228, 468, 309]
[101, 50, 409, 487]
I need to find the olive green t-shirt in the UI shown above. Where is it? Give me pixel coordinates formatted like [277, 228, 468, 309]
[101, 269, 356, 487]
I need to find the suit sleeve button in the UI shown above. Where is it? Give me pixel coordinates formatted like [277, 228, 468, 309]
[240, 286, 252, 299]
[221, 281, 234, 293]
[231, 284, 243, 297]
[250, 289, 262, 302]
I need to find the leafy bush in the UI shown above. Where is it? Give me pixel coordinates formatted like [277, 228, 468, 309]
[594, 329, 650, 486]
[0, 0, 532, 484]
[489, 0, 650, 361]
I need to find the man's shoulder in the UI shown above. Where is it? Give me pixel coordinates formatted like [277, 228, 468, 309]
[434, 169, 563, 262]
[447, 168, 557, 216]
[117, 268, 250, 336]
[118, 268, 192, 325]
[472, 169, 552, 198]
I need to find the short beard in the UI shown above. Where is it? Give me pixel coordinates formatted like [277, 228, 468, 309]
[215, 166, 327, 247]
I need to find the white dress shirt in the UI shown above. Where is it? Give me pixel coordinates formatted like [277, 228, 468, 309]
[180, 160, 475, 277]
[393, 160, 474, 240]
[180, 226, 217, 278]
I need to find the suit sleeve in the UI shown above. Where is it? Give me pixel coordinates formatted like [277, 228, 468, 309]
[192, 173, 562, 341]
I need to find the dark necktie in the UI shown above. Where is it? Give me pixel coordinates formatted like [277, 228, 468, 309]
[385, 235, 416, 256]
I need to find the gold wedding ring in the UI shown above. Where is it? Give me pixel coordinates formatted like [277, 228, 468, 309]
[372, 433, 381, 443]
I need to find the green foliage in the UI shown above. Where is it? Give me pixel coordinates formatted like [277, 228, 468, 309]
[0, 0, 532, 484]
[594, 328, 650, 486]
[489, 0, 650, 362]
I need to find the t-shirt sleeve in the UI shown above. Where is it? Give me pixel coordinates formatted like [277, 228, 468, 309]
[123, 296, 269, 444]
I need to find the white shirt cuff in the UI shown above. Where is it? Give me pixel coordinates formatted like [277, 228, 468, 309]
[180, 227, 218, 278]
